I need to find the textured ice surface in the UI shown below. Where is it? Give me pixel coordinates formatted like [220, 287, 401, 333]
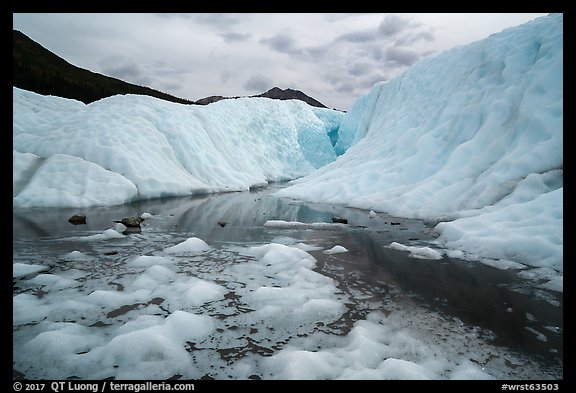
[278, 14, 563, 275]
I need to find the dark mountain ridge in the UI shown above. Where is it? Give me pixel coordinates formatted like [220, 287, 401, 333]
[13, 30, 194, 105]
[13, 29, 329, 109]
[194, 87, 328, 108]
[255, 87, 327, 108]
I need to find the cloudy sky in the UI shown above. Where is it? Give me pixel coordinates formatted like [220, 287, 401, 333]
[13, 13, 549, 110]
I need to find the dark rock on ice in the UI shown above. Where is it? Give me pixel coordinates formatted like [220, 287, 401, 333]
[68, 215, 86, 225]
[114, 216, 144, 227]
[332, 217, 348, 224]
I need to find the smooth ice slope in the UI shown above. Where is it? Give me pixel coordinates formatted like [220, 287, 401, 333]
[13, 90, 342, 208]
[278, 14, 563, 272]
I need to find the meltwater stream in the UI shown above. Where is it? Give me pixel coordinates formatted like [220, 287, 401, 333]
[13, 183, 562, 380]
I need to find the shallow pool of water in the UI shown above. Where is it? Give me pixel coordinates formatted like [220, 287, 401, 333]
[13, 183, 562, 380]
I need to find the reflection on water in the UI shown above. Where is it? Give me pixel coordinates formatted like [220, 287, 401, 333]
[13, 183, 562, 378]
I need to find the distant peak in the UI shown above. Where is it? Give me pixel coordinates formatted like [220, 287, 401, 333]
[266, 87, 284, 93]
[194, 86, 329, 109]
[254, 87, 327, 108]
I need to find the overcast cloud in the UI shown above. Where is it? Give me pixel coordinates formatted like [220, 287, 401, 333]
[13, 13, 550, 110]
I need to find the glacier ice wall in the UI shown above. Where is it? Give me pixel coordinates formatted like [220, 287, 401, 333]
[278, 14, 563, 271]
[13, 90, 343, 208]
